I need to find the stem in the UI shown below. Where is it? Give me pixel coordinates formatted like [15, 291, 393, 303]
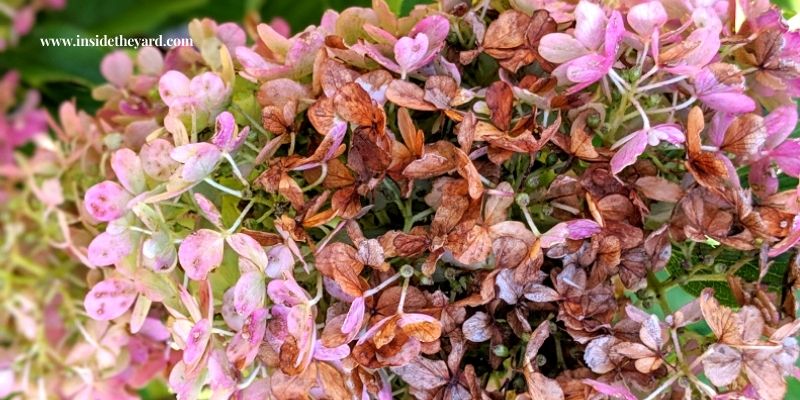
[647, 271, 672, 315]
[301, 163, 327, 192]
[204, 178, 243, 198]
[223, 152, 249, 187]
[637, 75, 688, 93]
[397, 276, 410, 314]
[308, 273, 324, 306]
[363, 272, 402, 298]
[637, 66, 659, 85]
[643, 373, 681, 400]
[227, 200, 254, 234]
[521, 207, 541, 236]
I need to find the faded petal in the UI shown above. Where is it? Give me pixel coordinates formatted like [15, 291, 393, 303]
[574, 0, 606, 51]
[538, 33, 590, 63]
[540, 219, 601, 248]
[610, 130, 648, 175]
[158, 70, 191, 106]
[178, 229, 225, 281]
[84, 278, 137, 321]
[88, 231, 135, 267]
[265, 245, 294, 279]
[101, 51, 133, 88]
[395, 34, 429, 75]
[111, 148, 146, 194]
[627, 2, 667, 38]
[170, 142, 222, 182]
[234, 271, 266, 317]
[84, 181, 132, 222]
[183, 318, 212, 365]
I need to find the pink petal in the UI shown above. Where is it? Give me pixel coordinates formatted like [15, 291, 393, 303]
[610, 130, 648, 175]
[136, 47, 164, 76]
[88, 231, 135, 267]
[193, 193, 222, 227]
[227, 308, 268, 368]
[683, 26, 721, 69]
[265, 245, 294, 279]
[342, 296, 365, 334]
[409, 15, 450, 47]
[84, 278, 137, 321]
[170, 142, 222, 182]
[627, 2, 667, 38]
[313, 342, 350, 361]
[353, 43, 401, 74]
[84, 181, 132, 222]
[227, 233, 269, 270]
[582, 379, 637, 400]
[771, 140, 800, 176]
[210, 111, 236, 150]
[648, 124, 685, 146]
[183, 318, 211, 365]
[541, 219, 601, 248]
[178, 229, 225, 281]
[565, 54, 608, 84]
[538, 33, 590, 63]
[748, 158, 778, 197]
[101, 51, 133, 88]
[764, 105, 798, 149]
[111, 148, 146, 194]
[574, 0, 606, 51]
[395, 34, 430, 75]
[604, 11, 625, 58]
[140, 139, 179, 181]
[267, 278, 308, 306]
[234, 271, 266, 317]
[158, 70, 191, 106]
[216, 22, 246, 50]
[699, 92, 756, 114]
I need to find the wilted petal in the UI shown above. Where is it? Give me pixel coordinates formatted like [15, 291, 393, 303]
[210, 111, 236, 150]
[462, 312, 493, 342]
[227, 233, 269, 270]
[409, 15, 450, 47]
[342, 296, 365, 334]
[178, 229, 225, 281]
[84, 278, 137, 321]
[84, 181, 132, 222]
[193, 193, 222, 227]
[702, 344, 742, 386]
[540, 219, 601, 248]
[582, 379, 637, 400]
[771, 140, 800, 176]
[267, 278, 309, 306]
[565, 53, 607, 84]
[647, 124, 685, 146]
[314, 342, 350, 361]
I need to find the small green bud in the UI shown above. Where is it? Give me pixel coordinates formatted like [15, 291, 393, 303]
[104, 133, 124, 150]
[400, 264, 415, 278]
[536, 354, 547, 367]
[515, 193, 530, 208]
[586, 114, 601, 129]
[525, 174, 540, 189]
[493, 345, 509, 357]
[628, 67, 641, 82]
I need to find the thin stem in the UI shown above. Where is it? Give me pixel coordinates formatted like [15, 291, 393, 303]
[308, 274, 324, 306]
[204, 178, 243, 198]
[608, 69, 631, 92]
[643, 373, 681, 400]
[637, 66, 659, 84]
[227, 200, 255, 234]
[363, 272, 402, 298]
[237, 364, 262, 390]
[302, 163, 327, 192]
[397, 276, 410, 314]
[521, 207, 541, 236]
[223, 153, 249, 187]
[637, 75, 688, 93]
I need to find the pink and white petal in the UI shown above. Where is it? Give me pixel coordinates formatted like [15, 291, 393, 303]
[683, 26, 721, 69]
[574, 0, 606, 51]
[610, 130, 648, 175]
[178, 229, 225, 281]
[313, 342, 350, 361]
[538, 33, 590, 64]
[265, 245, 295, 279]
[84, 278, 137, 321]
[183, 318, 212, 365]
[210, 111, 236, 150]
[158, 70, 191, 106]
[395, 34, 429, 74]
[342, 296, 365, 334]
[170, 143, 222, 182]
[627, 2, 667, 38]
[111, 148, 146, 194]
[749, 158, 778, 197]
[604, 11, 625, 58]
[648, 124, 685, 146]
[84, 181, 132, 222]
[582, 380, 637, 400]
[227, 308, 269, 368]
[267, 278, 309, 306]
[101, 51, 133, 88]
[541, 219, 601, 248]
[565, 54, 607, 83]
[88, 231, 135, 267]
[352, 43, 401, 74]
[234, 271, 266, 317]
[193, 193, 222, 227]
[764, 105, 798, 149]
[140, 139, 179, 181]
[226, 233, 269, 268]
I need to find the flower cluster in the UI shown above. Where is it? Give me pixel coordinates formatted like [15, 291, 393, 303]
[0, 0, 65, 51]
[5, 0, 800, 399]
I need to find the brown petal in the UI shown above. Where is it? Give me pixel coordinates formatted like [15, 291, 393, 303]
[391, 356, 449, 391]
[635, 176, 684, 202]
[486, 81, 514, 131]
[334, 82, 377, 126]
[699, 288, 743, 344]
[721, 113, 766, 157]
[462, 311, 493, 342]
[424, 75, 458, 110]
[386, 79, 436, 111]
[397, 107, 424, 157]
[702, 344, 743, 387]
